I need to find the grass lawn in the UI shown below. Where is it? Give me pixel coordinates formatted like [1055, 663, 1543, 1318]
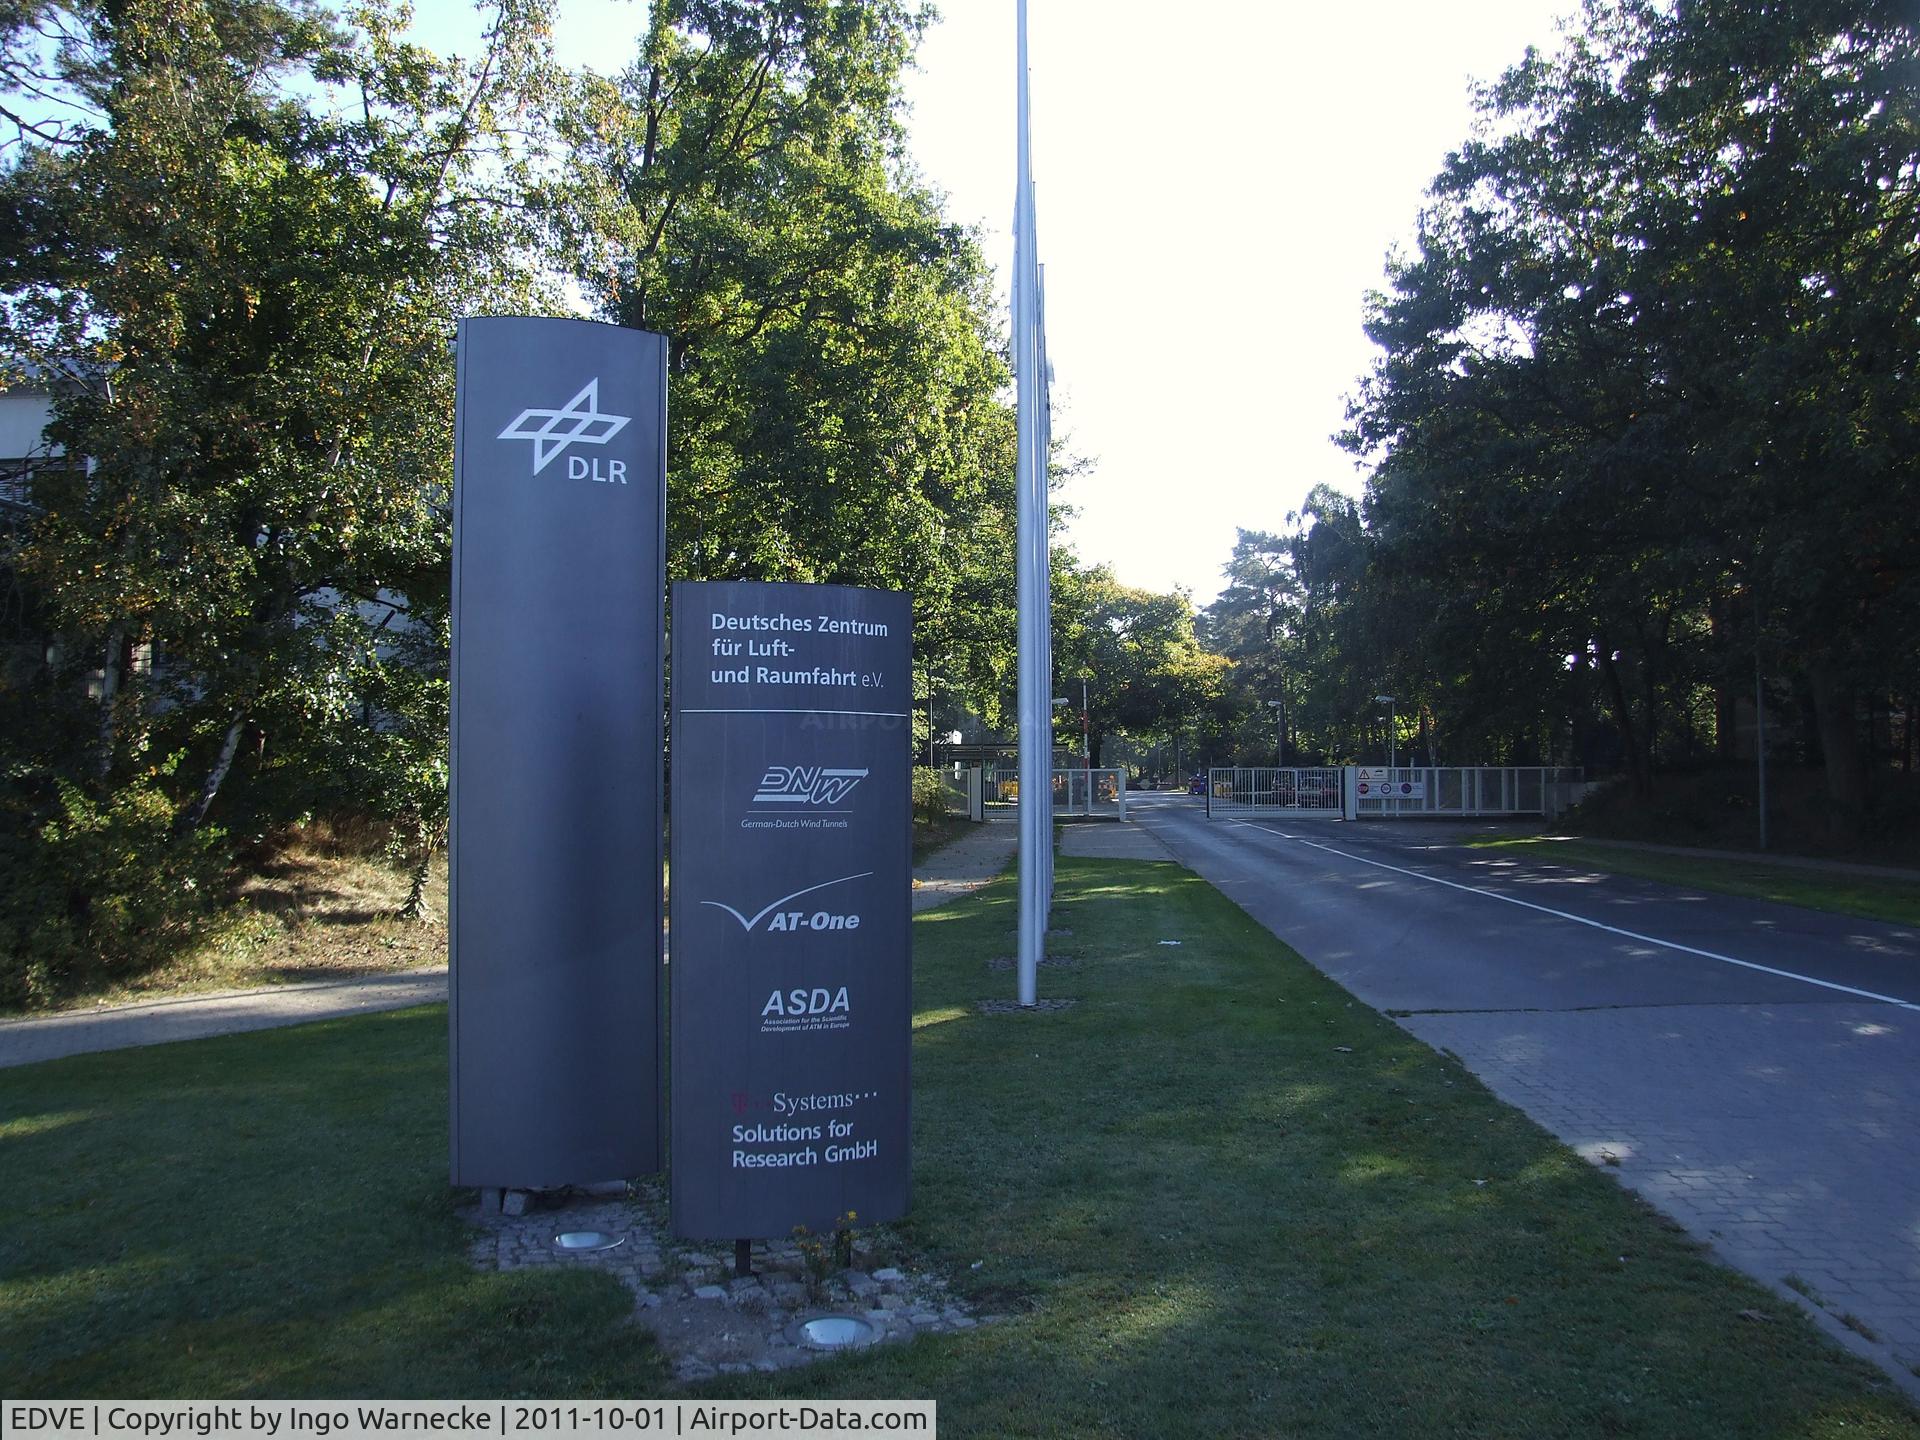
[3, 858, 1915, 1436]
[0, 1006, 663, 1396]
[1465, 835, 1920, 927]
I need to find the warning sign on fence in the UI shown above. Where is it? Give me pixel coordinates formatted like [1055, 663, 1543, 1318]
[1357, 768, 1425, 800]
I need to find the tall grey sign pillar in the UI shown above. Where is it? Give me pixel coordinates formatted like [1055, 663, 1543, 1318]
[670, 581, 912, 1239]
[449, 316, 666, 1189]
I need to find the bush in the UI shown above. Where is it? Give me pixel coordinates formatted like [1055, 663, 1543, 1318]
[0, 763, 233, 1009]
[911, 765, 954, 829]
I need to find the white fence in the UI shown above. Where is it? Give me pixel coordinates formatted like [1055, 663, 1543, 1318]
[936, 766, 986, 822]
[1206, 766, 1585, 820]
[1204, 767, 1345, 818]
[1353, 766, 1585, 818]
[986, 767, 1127, 819]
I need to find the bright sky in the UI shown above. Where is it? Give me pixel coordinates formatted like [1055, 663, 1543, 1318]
[448, 0, 1576, 606]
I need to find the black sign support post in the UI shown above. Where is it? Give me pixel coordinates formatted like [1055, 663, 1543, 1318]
[670, 581, 913, 1241]
[449, 316, 666, 1191]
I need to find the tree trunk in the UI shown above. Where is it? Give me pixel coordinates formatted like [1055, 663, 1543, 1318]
[1597, 648, 1653, 797]
[1708, 594, 1739, 762]
[1796, 678, 1823, 768]
[1715, 687, 1738, 763]
[95, 626, 123, 778]
[1805, 662, 1868, 832]
[177, 714, 246, 835]
[399, 823, 435, 923]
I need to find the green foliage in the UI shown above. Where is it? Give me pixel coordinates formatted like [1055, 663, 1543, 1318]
[0, 761, 230, 1007]
[741, 862, 1916, 1432]
[789, 1210, 857, 1301]
[553, 0, 1019, 721]
[1197, 0, 1920, 813]
[909, 764, 951, 829]
[7, 872, 1915, 1424]
[1050, 562, 1225, 765]
[0, 0, 1025, 969]
[0, 0, 559, 835]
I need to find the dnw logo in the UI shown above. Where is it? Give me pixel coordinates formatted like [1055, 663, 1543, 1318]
[752, 766, 869, 807]
[702, 871, 871, 933]
[497, 377, 632, 475]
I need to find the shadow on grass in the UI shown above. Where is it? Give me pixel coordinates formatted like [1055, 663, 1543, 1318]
[0, 1008, 665, 1397]
[722, 858, 1919, 1438]
[2, 861, 1915, 1434]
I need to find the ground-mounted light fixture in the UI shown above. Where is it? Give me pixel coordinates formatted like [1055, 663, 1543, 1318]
[553, 1231, 625, 1252]
[787, 1313, 882, 1351]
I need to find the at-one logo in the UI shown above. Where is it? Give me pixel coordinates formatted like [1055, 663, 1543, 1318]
[752, 766, 868, 807]
[701, 872, 870, 933]
[760, 985, 852, 1034]
[497, 377, 632, 479]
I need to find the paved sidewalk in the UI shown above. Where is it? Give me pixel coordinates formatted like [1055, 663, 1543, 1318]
[1134, 792, 1920, 1396]
[1057, 819, 1176, 861]
[1402, 1000, 1920, 1387]
[0, 967, 448, 1069]
[3, 826, 1022, 1069]
[911, 819, 1017, 911]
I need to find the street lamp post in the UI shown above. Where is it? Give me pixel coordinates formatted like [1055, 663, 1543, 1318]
[1051, 695, 1070, 811]
[1267, 698, 1285, 769]
[1375, 694, 1396, 771]
[1082, 677, 1091, 779]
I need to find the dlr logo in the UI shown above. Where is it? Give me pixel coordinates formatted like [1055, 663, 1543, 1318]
[567, 455, 627, 483]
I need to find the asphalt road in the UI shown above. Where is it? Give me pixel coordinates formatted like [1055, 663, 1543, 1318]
[1128, 790, 1920, 1389]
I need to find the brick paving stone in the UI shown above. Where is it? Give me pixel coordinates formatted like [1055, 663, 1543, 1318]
[1401, 1000, 1920, 1375]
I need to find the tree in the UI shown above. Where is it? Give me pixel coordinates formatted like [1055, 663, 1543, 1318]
[0, 0, 560, 874]
[551, 0, 1019, 723]
[1052, 562, 1224, 767]
[1342, 0, 1920, 819]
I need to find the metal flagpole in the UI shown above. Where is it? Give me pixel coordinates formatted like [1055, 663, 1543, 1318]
[1014, 0, 1046, 1005]
[1037, 259, 1053, 912]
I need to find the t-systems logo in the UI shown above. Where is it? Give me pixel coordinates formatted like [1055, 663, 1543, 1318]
[701, 872, 870, 934]
[497, 378, 632, 481]
[759, 984, 852, 1034]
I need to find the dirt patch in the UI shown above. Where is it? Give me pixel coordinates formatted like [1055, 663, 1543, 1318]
[36, 832, 450, 1013]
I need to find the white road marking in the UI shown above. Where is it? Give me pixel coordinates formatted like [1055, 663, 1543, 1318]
[1230, 822, 1920, 1012]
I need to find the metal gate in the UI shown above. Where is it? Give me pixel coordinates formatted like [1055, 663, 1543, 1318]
[1205, 767, 1344, 818]
[987, 767, 1127, 819]
[1352, 766, 1584, 818]
[1205, 765, 1586, 819]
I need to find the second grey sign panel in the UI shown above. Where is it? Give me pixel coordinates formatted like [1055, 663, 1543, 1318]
[670, 581, 912, 1239]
